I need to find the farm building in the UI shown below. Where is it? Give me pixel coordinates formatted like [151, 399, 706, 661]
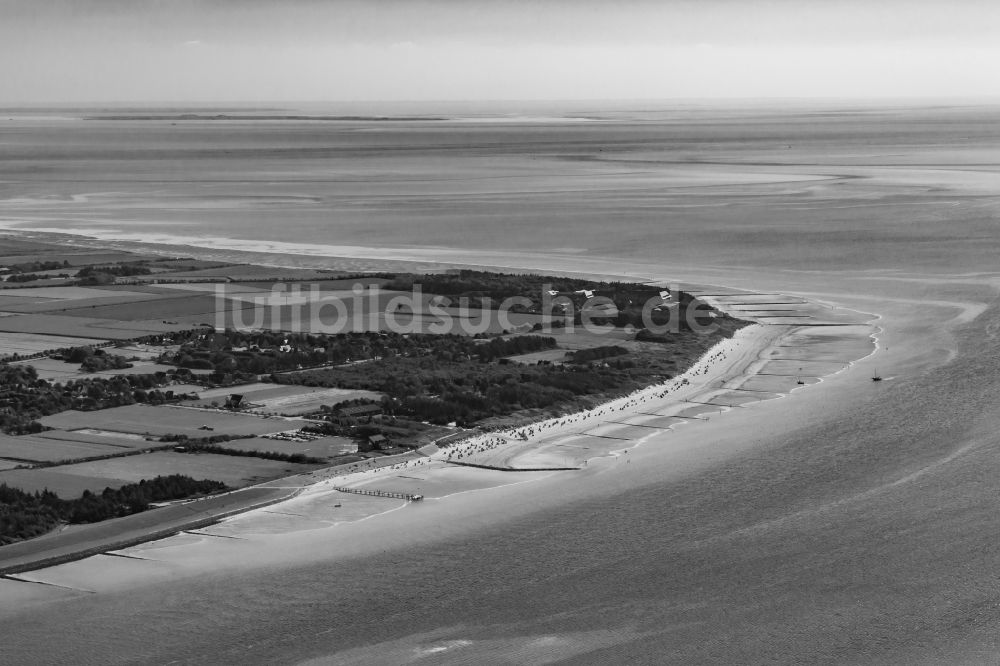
[337, 403, 383, 424]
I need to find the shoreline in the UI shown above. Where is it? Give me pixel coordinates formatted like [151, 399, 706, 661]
[0, 229, 879, 578]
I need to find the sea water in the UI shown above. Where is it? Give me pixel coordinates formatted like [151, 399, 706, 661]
[3, 101, 1000, 664]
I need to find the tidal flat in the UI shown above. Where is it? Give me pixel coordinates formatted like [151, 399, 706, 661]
[2, 102, 1000, 664]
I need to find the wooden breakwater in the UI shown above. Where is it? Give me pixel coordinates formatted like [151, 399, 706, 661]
[445, 461, 581, 472]
[332, 486, 423, 501]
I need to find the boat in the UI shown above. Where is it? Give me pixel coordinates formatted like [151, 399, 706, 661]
[872, 368, 882, 382]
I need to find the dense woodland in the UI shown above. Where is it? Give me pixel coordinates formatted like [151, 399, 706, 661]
[3, 260, 70, 274]
[62, 346, 134, 372]
[274, 331, 724, 426]
[568, 345, 630, 363]
[0, 475, 227, 544]
[5, 272, 67, 283]
[160, 330, 559, 383]
[383, 270, 665, 312]
[76, 264, 153, 278]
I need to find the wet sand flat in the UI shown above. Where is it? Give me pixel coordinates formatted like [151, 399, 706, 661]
[4, 105, 1000, 664]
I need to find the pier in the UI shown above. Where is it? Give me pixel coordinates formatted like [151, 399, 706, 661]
[332, 486, 423, 501]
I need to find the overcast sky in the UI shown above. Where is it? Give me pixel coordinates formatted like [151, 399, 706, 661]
[3, 0, 999, 103]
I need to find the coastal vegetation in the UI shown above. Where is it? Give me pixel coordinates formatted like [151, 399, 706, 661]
[271, 327, 733, 426]
[0, 475, 227, 544]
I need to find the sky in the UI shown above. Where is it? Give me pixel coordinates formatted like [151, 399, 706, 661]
[2, 0, 1000, 103]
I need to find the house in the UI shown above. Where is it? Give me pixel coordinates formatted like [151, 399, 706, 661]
[226, 394, 244, 409]
[357, 433, 390, 453]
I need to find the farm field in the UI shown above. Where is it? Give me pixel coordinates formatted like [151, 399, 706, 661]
[53, 451, 316, 488]
[506, 349, 570, 364]
[436, 308, 545, 335]
[0, 286, 154, 301]
[185, 382, 285, 400]
[216, 435, 356, 458]
[0, 280, 558, 336]
[0, 295, 63, 310]
[57, 293, 239, 321]
[0, 434, 127, 463]
[155, 265, 341, 280]
[299, 277, 390, 289]
[0, 251, 142, 267]
[0, 332, 106, 357]
[0, 294, 174, 315]
[14, 357, 192, 381]
[107, 344, 175, 361]
[83, 361, 191, 378]
[0, 468, 128, 498]
[34, 429, 156, 448]
[248, 387, 383, 415]
[184, 384, 382, 414]
[0, 313, 204, 339]
[37, 405, 311, 438]
[161, 383, 207, 394]
[139, 258, 233, 271]
[544, 327, 636, 350]
[152, 283, 270, 294]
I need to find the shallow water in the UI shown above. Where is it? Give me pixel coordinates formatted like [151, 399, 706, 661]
[3, 103, 1000, 664]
